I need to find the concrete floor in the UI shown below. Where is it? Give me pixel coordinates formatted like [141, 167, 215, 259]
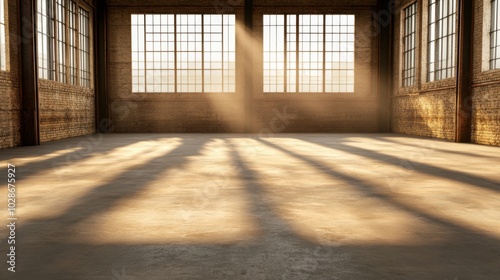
[0, 133, 500, 280]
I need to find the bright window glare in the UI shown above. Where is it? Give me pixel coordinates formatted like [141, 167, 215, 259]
[263, 14, 355, 93]
[427, 0, 456, 82]
[0, 0, 6, 71]
[131, 14, 236, 93]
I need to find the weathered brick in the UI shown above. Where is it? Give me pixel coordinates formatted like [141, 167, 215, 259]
[107, 1, 381, 133]
[391, 0, 500, 146]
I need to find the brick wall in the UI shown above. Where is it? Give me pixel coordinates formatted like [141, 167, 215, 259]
[0, 0, 21, 149]
[107, 0, 381, 133]
[392, 0, 500, 146]
[471, 0, 500, 146]
[38, 0, 96, 143]
[38, 80, 95, 142]
[391, 90, 456, 140]
[391, 0, 457, 141]
[1, 0, 96, 148]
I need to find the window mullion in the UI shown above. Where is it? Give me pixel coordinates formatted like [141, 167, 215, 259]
[222, 15, 225, 93]
[174, 14, 178, 93]
[65, 0, 70, 83]
[322, 14, 326, 93]
[284, 15, 288, 93]
[296, 14, 299, 93]
[202, 15, 205, 93]
[143, 15, 146, 92]
[54, 0, 60, 82]
[48, 0, 54, 80]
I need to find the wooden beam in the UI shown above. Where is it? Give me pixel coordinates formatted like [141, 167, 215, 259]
[19, 0, 40, 146]
[455, 0, 473, 143]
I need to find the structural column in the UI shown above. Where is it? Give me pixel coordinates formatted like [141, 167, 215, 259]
[455, 0, 473, 143]
[244, 0, 253, 133]
[378, 0, 393, 133]
[19, 0, 40, 146]
[95, 0, 109, 132]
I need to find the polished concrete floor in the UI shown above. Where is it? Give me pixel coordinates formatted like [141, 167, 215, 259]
[0, 133, 500, 280]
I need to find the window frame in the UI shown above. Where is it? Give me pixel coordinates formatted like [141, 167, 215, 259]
[55, 0, 66, 82]
[37, 0, 56, 80]
[36, 0, 92, 88]
[489, 0, 500, 70]
[263, 14, 356, 93]
[79, 6, 90, 87]
[427, 0, 457, 82]
[401, 2, 417, 87]
[131, 13, 236, 94]
[68, 0, 78, 84]
[0, 0, 6, 71]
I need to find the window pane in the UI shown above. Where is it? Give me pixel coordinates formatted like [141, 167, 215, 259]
[0, 0, 5, 71]
[491, 0, 500, 69]
[263, 14, 355, 93]
[67, 1, 77, 84]
[37, 0, 56, 80]
[428, 0, 456, 81]
[79, 8, 91, 87]
[402, 3, 417, 87]
[131, 14, 236, 93]
[56, 0, 66, 82]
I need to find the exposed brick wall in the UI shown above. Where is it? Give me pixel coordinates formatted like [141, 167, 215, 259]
[37, 0, 96, 143]
[107, 0, 381, 133]
[253, 99, 379, 133]
[471, 85, 500, 146]
[38, 80, 95, 142]
[471, 0, 500, 146]
[391, 0, 456, 141]
[1, 0, 96, 148]
[392, 0, 500, 146]
[392, 91, 456, 140]
[0, 0, 21, 149]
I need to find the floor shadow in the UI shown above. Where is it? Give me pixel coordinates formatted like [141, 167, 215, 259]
[14, 137, 210, 274]
[256, 138, 500, 244]
[0, 134, 173, 183]
[293, 136, 500, 193]
[2, 135, 500, 280]
[225, 139, 309, 242]
[372, 135, 500, 159]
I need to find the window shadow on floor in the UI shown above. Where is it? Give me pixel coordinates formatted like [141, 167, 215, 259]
[4, 135, 500, 280]
[290, 135, 500, 193]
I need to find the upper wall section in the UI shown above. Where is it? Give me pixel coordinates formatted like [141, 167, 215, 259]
[107, 0, 377, 7]
[106, 0, 382, 133]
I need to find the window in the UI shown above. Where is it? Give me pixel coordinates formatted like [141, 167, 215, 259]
[402, 3, 417, 87]
[490, 0, 500, 69]
[428, 0, 457, 82]
[69, 0, 77, 84]
[263, 14, 355, 93]
[37, 0, 56, 80]
[131, 14, 236, 93]
[56, 0, 66, 82]
[79, 7, 90, 87]
[36, 0, 91, 86]
[0, 0, 6, 71]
